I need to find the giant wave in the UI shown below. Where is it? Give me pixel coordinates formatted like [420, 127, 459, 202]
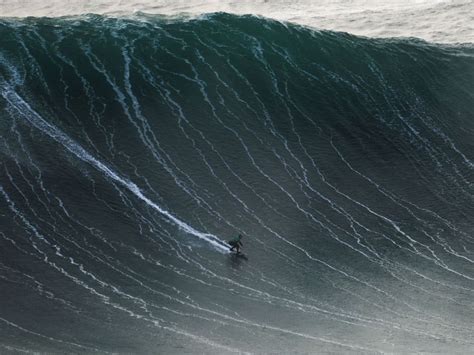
[0, 13, 473, 353]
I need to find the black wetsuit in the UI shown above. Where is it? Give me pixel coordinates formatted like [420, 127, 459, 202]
[228, 236, 243, 253]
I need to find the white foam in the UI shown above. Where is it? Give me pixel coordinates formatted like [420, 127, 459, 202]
[0, 0, 472, 43]
[1, 87, 229, 253]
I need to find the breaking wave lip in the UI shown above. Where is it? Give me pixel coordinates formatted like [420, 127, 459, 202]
[1, 0, 474, 43]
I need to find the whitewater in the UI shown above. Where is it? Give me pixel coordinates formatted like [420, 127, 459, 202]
[0, 1, 473, 354]
[1, 0, 474, 43]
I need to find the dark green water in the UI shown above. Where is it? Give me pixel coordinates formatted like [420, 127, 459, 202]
[0, 13, 473, 354]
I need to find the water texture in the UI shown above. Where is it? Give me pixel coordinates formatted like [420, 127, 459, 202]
[1, 0, 473, 43]
[0, 13, 473, 354]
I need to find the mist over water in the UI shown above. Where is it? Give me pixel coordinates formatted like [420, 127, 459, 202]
[1, 0, 473, 43]
[0, 8, 473, 355]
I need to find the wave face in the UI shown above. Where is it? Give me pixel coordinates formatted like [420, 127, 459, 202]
[0, 13, 473, 353]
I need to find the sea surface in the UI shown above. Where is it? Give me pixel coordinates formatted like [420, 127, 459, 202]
[0, 3, 474, 354]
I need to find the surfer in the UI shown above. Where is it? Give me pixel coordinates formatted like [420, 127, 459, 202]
[228, 234, 243, 254]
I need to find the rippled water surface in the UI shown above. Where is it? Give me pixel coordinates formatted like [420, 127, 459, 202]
[0, 11, 473, 354]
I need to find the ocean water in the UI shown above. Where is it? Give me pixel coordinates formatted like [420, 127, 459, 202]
[1, 0, 473, 43]
[0, 7, 474, 355]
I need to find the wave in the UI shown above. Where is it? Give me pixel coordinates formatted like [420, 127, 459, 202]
[0, 13, 473, 353]
[1, 0, 474, 43]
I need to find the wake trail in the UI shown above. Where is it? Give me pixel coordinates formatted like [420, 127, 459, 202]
[1, 87, 229, 253]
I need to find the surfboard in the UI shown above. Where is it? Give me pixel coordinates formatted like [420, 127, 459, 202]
[231, 252, 248, 260]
